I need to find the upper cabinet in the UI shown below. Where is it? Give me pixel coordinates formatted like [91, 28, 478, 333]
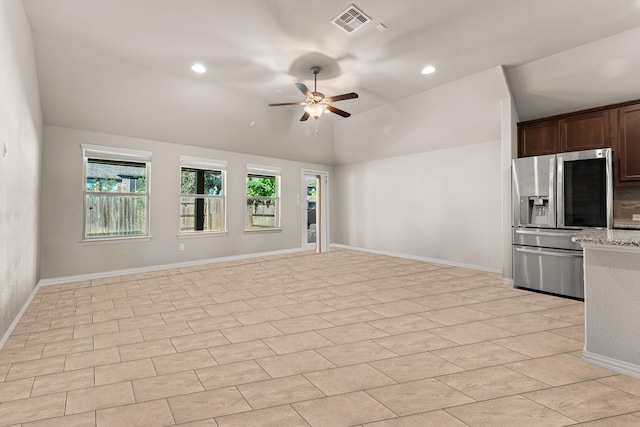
[617, 104, 640, 185]
[517, 99, 640, 187]
[518, 120, 559, 157]
[559, 109, 616, 152]
[518, 109, 615, 158]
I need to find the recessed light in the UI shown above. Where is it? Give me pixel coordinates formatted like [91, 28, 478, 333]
[191, 63, 206, 73]
[421, 65, 436, 75]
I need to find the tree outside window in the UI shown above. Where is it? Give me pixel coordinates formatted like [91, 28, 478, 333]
[180, 167, 225, 232]
[246, 174, 279, 229]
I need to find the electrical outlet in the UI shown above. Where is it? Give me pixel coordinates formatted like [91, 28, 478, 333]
[179, 243, 185, 251]
[632, 214, 640, 221]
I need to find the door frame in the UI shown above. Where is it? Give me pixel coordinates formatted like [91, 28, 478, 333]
[302, 170, 329, 252]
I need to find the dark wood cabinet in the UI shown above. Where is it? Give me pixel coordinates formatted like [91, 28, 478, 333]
[518, 99, 640, 186]
[617, 104, 640, 185]
[560, 110, 615, 152]
[518, 120, 559, 157]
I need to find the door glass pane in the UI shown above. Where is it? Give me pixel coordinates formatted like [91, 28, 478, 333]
[306, 177, 317, 244]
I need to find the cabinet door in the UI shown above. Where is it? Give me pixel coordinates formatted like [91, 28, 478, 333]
[560, 110, 615, 152]
[518, 120, 559, 157]
[617, 104, 640, 185]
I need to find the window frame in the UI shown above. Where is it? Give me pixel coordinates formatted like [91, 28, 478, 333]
[81, 144, 152, 241]
[179, 156, 228, 236]
[245, 164, 282, 232]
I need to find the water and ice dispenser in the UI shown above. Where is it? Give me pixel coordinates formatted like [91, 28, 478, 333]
[519, 196, 553, 227]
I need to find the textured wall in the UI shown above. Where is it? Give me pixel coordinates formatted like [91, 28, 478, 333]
[0, 0, 43, 342]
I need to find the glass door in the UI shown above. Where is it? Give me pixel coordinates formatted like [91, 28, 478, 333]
[563, 158, 607, 227]
[557, 148, 612, 229]
[304, 175, 319, 251]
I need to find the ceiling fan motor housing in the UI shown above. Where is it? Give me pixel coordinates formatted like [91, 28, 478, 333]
[310, 92, 325, 103]
[267, 64, 357, 121]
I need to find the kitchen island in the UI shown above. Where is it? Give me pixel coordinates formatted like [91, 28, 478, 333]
[573, 228, 640, 379]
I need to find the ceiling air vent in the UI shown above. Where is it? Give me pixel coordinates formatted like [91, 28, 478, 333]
[332, 4, 371, 34]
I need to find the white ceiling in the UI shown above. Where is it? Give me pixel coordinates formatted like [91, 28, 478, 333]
[21, 0, 640, 163]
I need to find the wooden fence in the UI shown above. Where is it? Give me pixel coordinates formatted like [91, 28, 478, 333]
[85, 195, 146, 237]
[180, 198, 223, 232]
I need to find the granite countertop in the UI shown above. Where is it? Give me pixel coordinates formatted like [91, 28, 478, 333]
[573, 228, 640, 247]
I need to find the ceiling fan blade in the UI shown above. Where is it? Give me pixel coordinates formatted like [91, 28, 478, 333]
[300, 111, 310, 121]
[268, 102, 305, 107]
[326, 105, 351, 118]
[325, 92, 359, 103]
[295, 83, 313, 99]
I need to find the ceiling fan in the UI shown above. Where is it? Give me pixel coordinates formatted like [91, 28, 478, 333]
[268, 66, 358, 121]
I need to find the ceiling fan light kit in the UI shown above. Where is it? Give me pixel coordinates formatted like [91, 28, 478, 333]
[304, 103, 327, 119]
[268, 66, 358, 122]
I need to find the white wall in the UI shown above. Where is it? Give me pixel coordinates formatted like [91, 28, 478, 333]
[333, 67, 509, 165]
[333, 140, 502, 271]
[500, 94, 519, 280]
[40, 126, 332, 280]
[0, 0, 42, 340]
[331, 67, 510, 272]
[507, 26, 640, 121]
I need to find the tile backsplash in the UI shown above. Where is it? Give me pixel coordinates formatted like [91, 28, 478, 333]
[614, 187, 640, 228]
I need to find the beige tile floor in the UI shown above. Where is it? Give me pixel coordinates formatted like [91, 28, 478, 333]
[2, 248, 640, 426]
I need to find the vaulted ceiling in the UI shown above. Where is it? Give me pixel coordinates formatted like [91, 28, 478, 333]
[21, 0, 640, 164]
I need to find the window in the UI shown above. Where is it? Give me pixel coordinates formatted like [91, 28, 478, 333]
[246, 164, 281, 230]
[180, 156, 227, 233]
[82, 144, 151, 239]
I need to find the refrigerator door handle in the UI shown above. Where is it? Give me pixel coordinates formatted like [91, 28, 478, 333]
[557, 156, 565, 228]
[514, 247, 583, 258]
[514, 229, 575, 238]
[549, 156, 556, 228]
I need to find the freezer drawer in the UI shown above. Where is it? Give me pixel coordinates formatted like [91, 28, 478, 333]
[513, 245, 584, 299]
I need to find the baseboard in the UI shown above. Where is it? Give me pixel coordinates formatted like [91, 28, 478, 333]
[331, 244, 503, 275]
[582, 350, 640, 380]
[38, 247, 305, 287]
[0, 282, 41, 350]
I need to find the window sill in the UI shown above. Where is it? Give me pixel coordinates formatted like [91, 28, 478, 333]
[80, 235, 152, 245]
[177, 231, 228, 239]
[244, 227, 284, 234]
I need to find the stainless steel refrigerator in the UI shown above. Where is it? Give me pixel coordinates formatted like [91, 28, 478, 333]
[512, 148, 612, 299]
